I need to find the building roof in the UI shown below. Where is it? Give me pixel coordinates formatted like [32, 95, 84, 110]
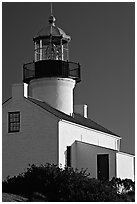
[27, 97, 119, 137]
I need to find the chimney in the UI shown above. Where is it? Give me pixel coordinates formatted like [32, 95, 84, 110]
[12, 83, 24, 99]
[74, 104, 88, 118]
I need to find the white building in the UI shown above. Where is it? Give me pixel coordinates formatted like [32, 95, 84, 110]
[2, 14, 135, 181]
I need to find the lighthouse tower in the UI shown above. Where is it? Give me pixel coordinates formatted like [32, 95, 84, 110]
[23, 15, 81, 115]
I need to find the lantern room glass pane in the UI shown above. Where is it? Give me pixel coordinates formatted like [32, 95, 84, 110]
[34, 39, 69, 61]
[62, 43, 69, 61]
[35, 41, 40, 62]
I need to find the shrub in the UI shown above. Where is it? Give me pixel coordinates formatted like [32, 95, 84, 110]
[2, 164, 135, 202]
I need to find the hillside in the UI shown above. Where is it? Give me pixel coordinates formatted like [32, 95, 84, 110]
[2, 193, 28, 202]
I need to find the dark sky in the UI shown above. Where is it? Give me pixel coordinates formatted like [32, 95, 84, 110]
[2, 2, 135, 154]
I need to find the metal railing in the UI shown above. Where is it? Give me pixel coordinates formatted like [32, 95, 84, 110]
[23, 60, 81, 84]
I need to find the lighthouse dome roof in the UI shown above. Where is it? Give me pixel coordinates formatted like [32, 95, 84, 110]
[34, 15, 71, 41]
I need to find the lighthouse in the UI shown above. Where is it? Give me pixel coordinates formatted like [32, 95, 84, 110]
[23, 15, 80, 115]
[2, 5, 135, 182]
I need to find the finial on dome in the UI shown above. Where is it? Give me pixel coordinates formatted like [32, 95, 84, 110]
[48, 15, 56, 25]
[48, 2, 55, 25]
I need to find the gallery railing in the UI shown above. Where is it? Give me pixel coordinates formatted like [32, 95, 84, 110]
[23, 60, 81, 84]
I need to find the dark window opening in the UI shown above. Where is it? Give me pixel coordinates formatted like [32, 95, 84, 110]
[8, 112, 20, 133]
[67, 146, 71, 167]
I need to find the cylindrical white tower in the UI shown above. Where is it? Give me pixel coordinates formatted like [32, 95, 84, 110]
[23, 15, 80, 115]
[29, 78, 75, 115]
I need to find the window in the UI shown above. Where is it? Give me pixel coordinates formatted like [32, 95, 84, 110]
[8, 112, 20, 133]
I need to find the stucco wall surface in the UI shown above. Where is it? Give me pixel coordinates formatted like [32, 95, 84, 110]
[116, 152, 135, 181]
[2, 98, 58, 180]
[71, 141, 116, 180]
[59, 120, 120, 167]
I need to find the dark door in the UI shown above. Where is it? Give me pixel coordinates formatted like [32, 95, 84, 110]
[66, 146, 71, 167]
[97, 154, 109, 180]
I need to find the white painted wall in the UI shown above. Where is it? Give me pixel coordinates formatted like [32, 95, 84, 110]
[2, 97, 59, 180]
[28, 78, 75, 115]
[71, 141, 116, 180]
[59, 120, 120, 167]
[116, 152, 135, 181]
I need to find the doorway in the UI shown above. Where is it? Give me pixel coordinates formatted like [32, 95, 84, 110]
[97, 154, 109, 180]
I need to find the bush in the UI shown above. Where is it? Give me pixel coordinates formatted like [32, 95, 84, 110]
[2, 164, 135, 202]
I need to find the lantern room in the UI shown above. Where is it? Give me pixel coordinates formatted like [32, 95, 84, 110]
[33, 15, 71, 62]
[23, 15, 81, 84]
